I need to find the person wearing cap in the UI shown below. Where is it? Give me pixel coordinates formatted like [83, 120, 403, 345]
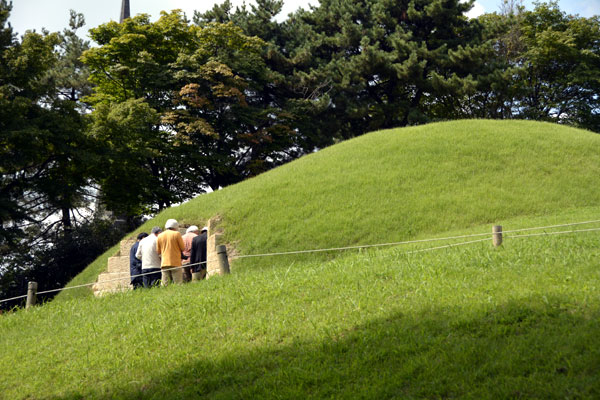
[156, 219, 186, 285]
[189, 226, 209, 281]
[136, 226, 163, 288]
[181, 225, 199, 282]
[130, 232, 148, 289]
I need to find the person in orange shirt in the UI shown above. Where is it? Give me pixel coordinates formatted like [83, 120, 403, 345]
[156, 219, 185, 285]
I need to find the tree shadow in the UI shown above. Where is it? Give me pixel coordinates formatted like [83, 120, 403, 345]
[50, 295, 600, 399]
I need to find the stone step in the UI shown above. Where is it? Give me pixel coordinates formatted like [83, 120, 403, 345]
[93, 272, 131, 293]
[94, 271, 130, 284]
[119, 239, 136, 257]
[107, 255, 130, 274]
[94, 288, 129, 297]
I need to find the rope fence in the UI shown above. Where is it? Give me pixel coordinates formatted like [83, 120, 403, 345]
[506, 227, 600, 240]
[2, 218, 600, 306]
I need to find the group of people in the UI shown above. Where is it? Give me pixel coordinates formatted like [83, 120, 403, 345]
[129, 219, 208, 289]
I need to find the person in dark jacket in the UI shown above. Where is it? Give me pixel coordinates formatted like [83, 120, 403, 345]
[189, 226, 208, 281]
[130, 232, 148, 289]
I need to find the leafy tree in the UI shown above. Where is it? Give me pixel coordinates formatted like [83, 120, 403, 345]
[0, 5, 95, 246]
[165, 22, 300, 189]
[0, 216, 126, 310]
[431, 4, 524, 120]
[282, 0, 483, 139]
[0, 4, 116, 308]
[457, 1, 600, 131]
[44, 10, 93, 107]
[83, 10, 315, 215]
[195, 0, 337, 154]
[516, 2, 600, 131]
[83, 12, 201, 215]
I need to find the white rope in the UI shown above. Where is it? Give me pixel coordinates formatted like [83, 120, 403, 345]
[2, 218, 600, 304]
[0, 294, 28, 304]
[35, 259, 216, 296]
[502, 219, 600, 234]
[403, 237, 491, 254]
[234, 233, 493, 259]
[233, 219, 600, 260]
[506, 227, 600, 240]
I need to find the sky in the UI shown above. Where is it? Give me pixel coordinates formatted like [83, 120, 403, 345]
[7, 0, 600, 40]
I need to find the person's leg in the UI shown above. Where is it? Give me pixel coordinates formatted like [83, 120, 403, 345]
[182, 265, 191, 282]
[192, 268, 207, 281]
[143, 270, 153, 288]
[171, 268, 184, 284]
[132, 276, 143, 289]
[149, 268, 161, 287]
[161, 268, 171, 286]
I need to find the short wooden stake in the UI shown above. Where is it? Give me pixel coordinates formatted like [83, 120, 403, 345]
[26, 281, 38, 309]
[217, 245, 230, 274]
[492, 225, 503, 247]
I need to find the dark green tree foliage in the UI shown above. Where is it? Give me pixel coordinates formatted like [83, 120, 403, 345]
[195, 0, 336, 153]
[0, 217, 126, 310]
[84, 11, 310, 206]
[0, 4, 120, 308]
[0, 2, 92, 248]
[166, 22, 302, 189]
[517, 3, 600, 131]
[283, 0, 482, 138]
[437, 10, 519, 119]
[45, 11, 93, 106]
[83, 13, 199, 214]
[453, 2, 600, 130]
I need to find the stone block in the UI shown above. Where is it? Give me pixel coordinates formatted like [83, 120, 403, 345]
[207, 233, 220, 276]
[107, 255, 130, 274]
[119, 239, 137, 257]
[92, 271, 131, 296]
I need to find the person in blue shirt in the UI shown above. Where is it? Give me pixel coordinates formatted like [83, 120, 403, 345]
[130, 232, 148, 289]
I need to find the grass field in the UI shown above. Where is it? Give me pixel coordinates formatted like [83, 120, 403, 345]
[1, 226, 599, 399]
[1, 120, 599, 398]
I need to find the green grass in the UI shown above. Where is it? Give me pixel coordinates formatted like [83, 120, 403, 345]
[2, 119, 600, 398]
[1, 230, 598, 398]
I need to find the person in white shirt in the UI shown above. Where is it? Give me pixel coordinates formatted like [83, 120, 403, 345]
[136, 226, 162, 288]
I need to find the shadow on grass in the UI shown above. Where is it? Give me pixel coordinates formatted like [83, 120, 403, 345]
[52, 296, 600, 399]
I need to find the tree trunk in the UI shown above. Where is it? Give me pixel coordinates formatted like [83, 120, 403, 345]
[61, 206, 72, 239]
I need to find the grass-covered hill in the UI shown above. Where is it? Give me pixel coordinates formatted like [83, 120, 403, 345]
[63, 119, 600, 297]
[1, 119, 600, 399]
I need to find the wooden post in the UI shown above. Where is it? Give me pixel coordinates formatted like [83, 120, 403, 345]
[492, 225, 503, 247]
[26, 281, 38, 309]
[217, 245, 230, 274]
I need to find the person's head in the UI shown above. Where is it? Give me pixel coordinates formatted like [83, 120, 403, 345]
[165, 219, 179, 231]
[201, 226, 208, 234]
[137, 232, 149, 241]
[151, 226, 162, 236]
[186, 225, 199, 234]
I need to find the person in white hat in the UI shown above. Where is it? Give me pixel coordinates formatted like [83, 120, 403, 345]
[181, 225, 199, 282]
[156, 219, 185, 285]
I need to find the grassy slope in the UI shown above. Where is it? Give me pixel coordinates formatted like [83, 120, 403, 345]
[1, 230, 599, 399]
[1, 120, 599, 398]
[61, 119, 600, 298]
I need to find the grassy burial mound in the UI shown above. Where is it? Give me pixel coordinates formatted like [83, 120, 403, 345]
[63, 119, 600, 296]
[1, 119, 600, 398]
